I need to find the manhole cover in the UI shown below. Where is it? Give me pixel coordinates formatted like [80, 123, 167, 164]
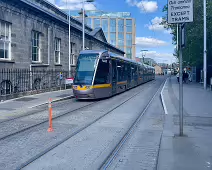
[15, 97, 37, 102]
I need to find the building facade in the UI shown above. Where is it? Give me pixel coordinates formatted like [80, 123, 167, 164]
[135, 57, 156, 66]
[69, 10, 136, 60]
[154, 65, 163, 75]
[0, 0, 124, 70]
[0, 0, 124, 98]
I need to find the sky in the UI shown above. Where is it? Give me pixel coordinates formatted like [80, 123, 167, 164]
[47, 0, 176, 64]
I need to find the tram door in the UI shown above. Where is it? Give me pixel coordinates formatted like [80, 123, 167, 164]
[112, 59, 117, 94]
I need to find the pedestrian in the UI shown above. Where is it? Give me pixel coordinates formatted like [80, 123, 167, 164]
[188, 71, 192, 82]
[176, 72, 179, 82]
[184, 70, 189, 83]
[183, 70, 186, 83]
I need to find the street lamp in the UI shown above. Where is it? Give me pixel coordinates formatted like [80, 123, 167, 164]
[79, 0, 94, 50]
[140, 50, 148, 63]
[66, 0, 71, 77]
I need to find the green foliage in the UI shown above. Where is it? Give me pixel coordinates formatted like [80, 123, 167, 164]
[162, 0, 212, 67]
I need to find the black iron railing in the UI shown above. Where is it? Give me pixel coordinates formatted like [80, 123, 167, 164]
[0, 68, 74, 97]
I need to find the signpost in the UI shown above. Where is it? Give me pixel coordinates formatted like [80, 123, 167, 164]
[65, 78, 74, 89]
[168, 0, 193, 136]
[168, 0, 193, 24]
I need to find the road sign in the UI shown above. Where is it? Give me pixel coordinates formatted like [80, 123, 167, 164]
[59, 72, 63, 80]
[168, 0, 193, 24]
[65, 78, 74, 85]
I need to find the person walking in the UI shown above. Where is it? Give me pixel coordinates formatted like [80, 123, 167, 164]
[176, 72, 179, 82]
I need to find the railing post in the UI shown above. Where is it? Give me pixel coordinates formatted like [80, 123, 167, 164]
[30, 65, 33, 91]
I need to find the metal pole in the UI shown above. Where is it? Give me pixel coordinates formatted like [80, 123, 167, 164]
[143, 53, 144, 63]
[176, 24, 178, 75]
[67, 0, 71, 77]
[82, 0, 85, 50]
[204, 0, 207, 89]
[179, 24, 183, 136]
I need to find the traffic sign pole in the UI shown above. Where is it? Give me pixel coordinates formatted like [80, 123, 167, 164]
[179, 24, 184, 136]
[168, 0, 193, 136]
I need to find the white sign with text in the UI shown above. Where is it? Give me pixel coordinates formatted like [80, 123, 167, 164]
[168, 0, 193, 24]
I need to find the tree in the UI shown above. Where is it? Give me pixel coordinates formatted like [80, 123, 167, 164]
[161, 0, 212, 68]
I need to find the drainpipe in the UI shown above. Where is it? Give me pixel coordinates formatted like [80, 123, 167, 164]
[48, 27, 51, 65]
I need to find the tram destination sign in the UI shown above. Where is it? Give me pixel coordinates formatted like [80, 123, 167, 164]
[168, 0, 193, 24]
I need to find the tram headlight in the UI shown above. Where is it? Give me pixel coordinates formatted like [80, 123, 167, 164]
[72, 85, 77, 90]
[85, 86, 92, 89]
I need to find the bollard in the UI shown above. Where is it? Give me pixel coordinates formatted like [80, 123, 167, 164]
[47, 98, 54, 132]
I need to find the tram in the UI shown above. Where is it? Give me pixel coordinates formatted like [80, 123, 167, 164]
[72, 50, 155, 99]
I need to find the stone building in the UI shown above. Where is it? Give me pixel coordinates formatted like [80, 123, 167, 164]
[0, 0, 124, 98]
[0, 0, 124, 71]
[154, 65, 163, 75]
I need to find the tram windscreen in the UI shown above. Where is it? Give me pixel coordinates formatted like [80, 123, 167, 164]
[74, 53, 98, 85]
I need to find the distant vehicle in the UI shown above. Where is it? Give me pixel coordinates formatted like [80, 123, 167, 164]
[167, 69, 172, 75]
[72, 50, 155, 99]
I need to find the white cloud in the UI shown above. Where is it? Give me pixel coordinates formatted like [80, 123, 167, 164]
[59, 3, 96, 10]
[137, 51, 176, 64]
[126, 0, 158, 13]
[58, 0, 96, 10]
[145, 17, 171, 34]
[46, 0, 55, 4]
[136, 1, 158, 13]
[136, 37, 167, 48]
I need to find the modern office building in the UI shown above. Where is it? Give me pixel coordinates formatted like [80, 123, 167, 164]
[69, 10, 136, 59]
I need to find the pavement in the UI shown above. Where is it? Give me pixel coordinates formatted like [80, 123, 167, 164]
[0, 89, 73, 121]
[158, 76, 212, 170]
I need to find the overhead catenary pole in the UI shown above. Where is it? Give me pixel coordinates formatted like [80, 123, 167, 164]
[179, 24, 183, 136]
[204, 0, 207, 89]
[69, 6, 71, 77]
[82, 0, 85, 50]
[66, 0, 71, 77]
[177, 23, 179, 72]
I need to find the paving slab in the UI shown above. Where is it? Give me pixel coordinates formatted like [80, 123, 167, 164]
[0, 89, 73, 120]
[157, 76, 212, 170]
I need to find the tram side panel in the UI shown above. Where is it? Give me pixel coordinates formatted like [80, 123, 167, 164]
[111, 59, 118, 95]
[116, 60, 128, 94]
[93, 58, 112, 99]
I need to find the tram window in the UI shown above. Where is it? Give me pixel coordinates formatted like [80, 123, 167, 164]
[127, 64, 131, 80]
[124, 63, 128, 80]
[94, 59, 110, 84]
[74, 53, 98, 85]
[117, 61, 125, 82]
[112, 60, 117, 80]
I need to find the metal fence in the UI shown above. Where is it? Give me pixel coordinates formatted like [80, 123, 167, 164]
[0, 68, 74, 98]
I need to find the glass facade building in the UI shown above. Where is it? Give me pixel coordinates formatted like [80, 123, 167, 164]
[69, 10, 136, 59]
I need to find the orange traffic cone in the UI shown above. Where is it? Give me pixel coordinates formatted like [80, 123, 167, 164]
[47, 98, 54, 132]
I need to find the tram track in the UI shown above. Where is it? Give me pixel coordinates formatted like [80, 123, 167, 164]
[0, 96, 74, 124]
[0, 80, 154, 142]
[0, 100, 98, 141]
[18, 81, 155, 170]
[100, 78, 166, 170]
